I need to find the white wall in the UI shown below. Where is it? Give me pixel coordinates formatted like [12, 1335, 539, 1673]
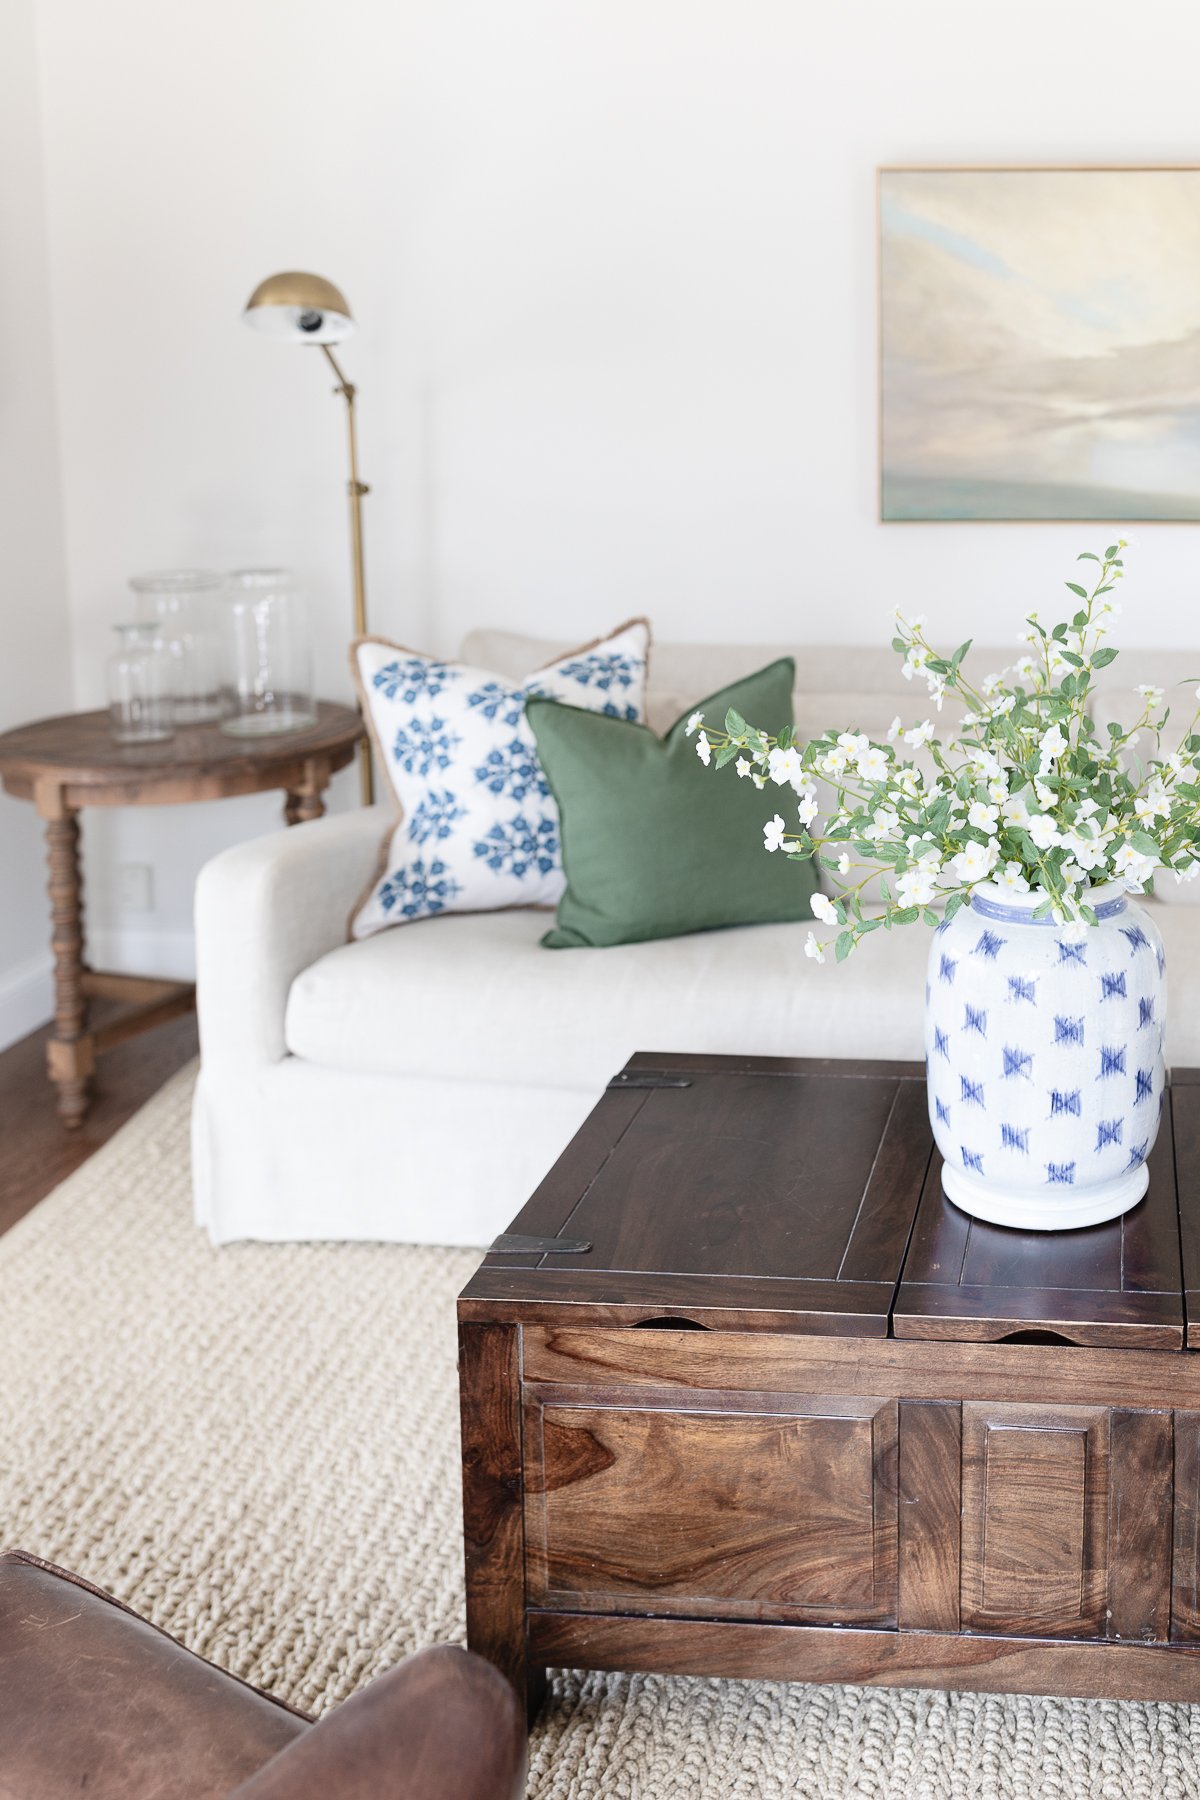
[25, 0, 1200, 972]
[0, 0, 72, 1045]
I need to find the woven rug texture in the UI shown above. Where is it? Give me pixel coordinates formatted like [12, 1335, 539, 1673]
[2, 1064, 1199, 1798]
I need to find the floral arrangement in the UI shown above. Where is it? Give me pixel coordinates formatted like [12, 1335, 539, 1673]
[690, 545, 1200, 963]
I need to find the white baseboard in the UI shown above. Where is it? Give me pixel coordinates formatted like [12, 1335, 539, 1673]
[86, 926, 197, 983]
[0, 954, 53, 1051]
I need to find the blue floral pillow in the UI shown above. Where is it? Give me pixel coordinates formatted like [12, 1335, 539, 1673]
[350, 620, 650, 937]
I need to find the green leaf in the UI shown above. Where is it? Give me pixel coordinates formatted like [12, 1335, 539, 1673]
[878, 875, 891, 902]
[942, 891, 968, 923]
[1060, 650, 1083, 668]
[1131, 830, 1160, 856]
[858, 917, 882, 934]
[925, 657, 950, 675]
[892, 906, 920, 925]
[1105, 544, 1119, 559]
[714, 743, 739, 769]
[922, 908, 939, 926]
[785, 848, 814, 863]
[835, 931, 855, 963]
[775, 724, 793, 751]
[724, 708, 747, 737]
[1065, 581, 1088, 598]
[951, 639, 973, 668]
[1077, 551, 1100, 562]
[891, 636, 908, 653]
[1092, 646, 1118, 668]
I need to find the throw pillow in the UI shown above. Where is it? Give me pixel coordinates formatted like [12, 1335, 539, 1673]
[527, 658, 817, 948]
[349, 619, 650, 938]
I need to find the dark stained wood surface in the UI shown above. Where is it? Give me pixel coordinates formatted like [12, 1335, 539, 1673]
[0, 1007, 199, 1235]
[462, 1055, 934, 1335]
[1173, 1084, 1200, 1347]
[460, 1054, 1200, 1713]
[893, 1102, 1184, 1350]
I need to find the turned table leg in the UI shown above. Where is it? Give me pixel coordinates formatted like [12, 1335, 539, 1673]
[37, 781, 94, 1128]
[284, 755, 331, 826]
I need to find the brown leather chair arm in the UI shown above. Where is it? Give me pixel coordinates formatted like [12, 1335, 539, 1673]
[229, 1645, 527, 1800]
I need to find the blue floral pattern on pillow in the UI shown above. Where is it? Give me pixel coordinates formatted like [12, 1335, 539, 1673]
[352, 622, 649, 937]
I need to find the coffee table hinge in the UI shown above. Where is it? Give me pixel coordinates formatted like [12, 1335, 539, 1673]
[607, 1070, 693, 1090]
[488, 1233, 593, 1255]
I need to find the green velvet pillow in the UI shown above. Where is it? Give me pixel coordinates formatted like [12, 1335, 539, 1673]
[527, 658, 817, 949]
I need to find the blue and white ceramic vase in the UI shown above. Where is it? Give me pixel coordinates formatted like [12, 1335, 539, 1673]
[925, 880, 1166, 1231]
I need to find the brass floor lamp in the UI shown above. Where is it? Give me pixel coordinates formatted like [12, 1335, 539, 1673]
[242, 271, 374, 805]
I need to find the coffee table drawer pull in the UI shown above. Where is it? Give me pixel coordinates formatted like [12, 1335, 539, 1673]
[632, 1316, 711, 1331]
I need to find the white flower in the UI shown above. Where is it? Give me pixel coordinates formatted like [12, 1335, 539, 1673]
[837, 732, 869, 755]
[796, 792, 818, 827]
[751, 773, 765, 789]
[896, 868, 938, 907]
[1136, 684, 1165, 706]
[967, 800, 999, 831]
[1013, 655, 1037, 683]
[856, 745, 891, 781]
[1195, 685, 1200, 703]
[905, 719, 936, 747]
[1038, 724, 1068, 772]
[1061, 918, 1089, 944]
[926, 673, 947, 710]
[950, 838, 1000, 884]
[996, 860, 1030, 895]
[763, 814, 787, 853]
[1076, 797, 1099, 820]
[887, 716, 902, 742]
[1001, 791, 1031, 830]
[803, 931, 827, 964]
[767, 745, 806, 789]
[1174, 859, 1200, 885]
[895, 767, 922, 798]
[735, 757, 751, 779]
[685, 711, 704, 737]
[902, 647, 930, 681]
[1111, 841, 1159, 888]
[1034, 781, 1056, 810]
[987, 775, 1008, 804]
[988, 694, 1016, 717]
[810, 892, 839, 924]
[1134, 782, 1170, 824]
[1027, 813, 1061, 851]
[836, 853, 851, 875]
[820, 744, 851, 776]
[1062, 830, 1108, 872]
[863, 806, 901, 842]
[695, 731, 712, 766]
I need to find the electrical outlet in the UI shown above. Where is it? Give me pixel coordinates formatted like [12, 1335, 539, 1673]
[117, 863, 154, 912]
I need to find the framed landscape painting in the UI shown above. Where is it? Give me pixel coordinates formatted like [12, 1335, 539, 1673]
[879, 167, 1200, 521]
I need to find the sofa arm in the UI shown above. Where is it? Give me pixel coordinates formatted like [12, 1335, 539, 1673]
[195, 805, 389, 1068]
[229, 1647, 527, 1800]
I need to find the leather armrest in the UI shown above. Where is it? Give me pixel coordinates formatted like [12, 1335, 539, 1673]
[229, 1646, 527, 1800]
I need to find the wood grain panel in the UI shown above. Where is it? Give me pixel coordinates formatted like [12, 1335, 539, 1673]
[524, 1395, 898, 1625]
[1172, 1411, 1200, 1641]
[528, 1611, 1200, 1705]
[962, 1403, 1109, 1638]
[1108, 1409, 1172, 1643]
[458, 1323, 543, 1712]
[898, 1401, 961, 1631]
[520, 1326, 1200, 1413]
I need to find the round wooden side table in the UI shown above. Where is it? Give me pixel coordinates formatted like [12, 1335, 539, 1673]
[0, 703, 363, 1128]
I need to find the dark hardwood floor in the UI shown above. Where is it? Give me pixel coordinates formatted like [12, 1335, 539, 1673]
[0, 1006, 199, 1237]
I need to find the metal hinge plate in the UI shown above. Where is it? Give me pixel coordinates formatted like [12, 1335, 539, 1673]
[606, 1070, 693, 1090]
[487, 1233, 593, 1256]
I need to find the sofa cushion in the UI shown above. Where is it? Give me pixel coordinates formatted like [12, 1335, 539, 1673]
[528, 659, 818, 948]
[349, 619, 650, 939]
[284, 897, 1200, 1089]
[285, 906, 934, 1088]
[0, 1551, 308, 1800]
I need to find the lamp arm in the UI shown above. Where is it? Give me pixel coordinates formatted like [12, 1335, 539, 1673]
[318, 343, 373, 803]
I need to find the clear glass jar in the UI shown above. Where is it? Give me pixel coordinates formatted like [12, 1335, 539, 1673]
[130, 569, 225, 725]
[221, 568, 317, 737]
[107, 623, 175, 744]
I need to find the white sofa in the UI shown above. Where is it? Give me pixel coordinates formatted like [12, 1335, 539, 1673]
[192, 631, 1200, 1246]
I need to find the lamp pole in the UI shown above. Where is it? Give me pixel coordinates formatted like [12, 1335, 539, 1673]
[320, 344, 373, 805]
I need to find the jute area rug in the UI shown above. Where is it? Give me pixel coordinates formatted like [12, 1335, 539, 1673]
[2, 1067, 1198, 1798]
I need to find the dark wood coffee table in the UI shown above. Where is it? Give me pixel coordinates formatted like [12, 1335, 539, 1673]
[459, 1052, 1200, 1715]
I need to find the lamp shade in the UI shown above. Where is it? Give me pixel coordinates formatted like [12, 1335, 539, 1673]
[242, 271, 354, 345]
